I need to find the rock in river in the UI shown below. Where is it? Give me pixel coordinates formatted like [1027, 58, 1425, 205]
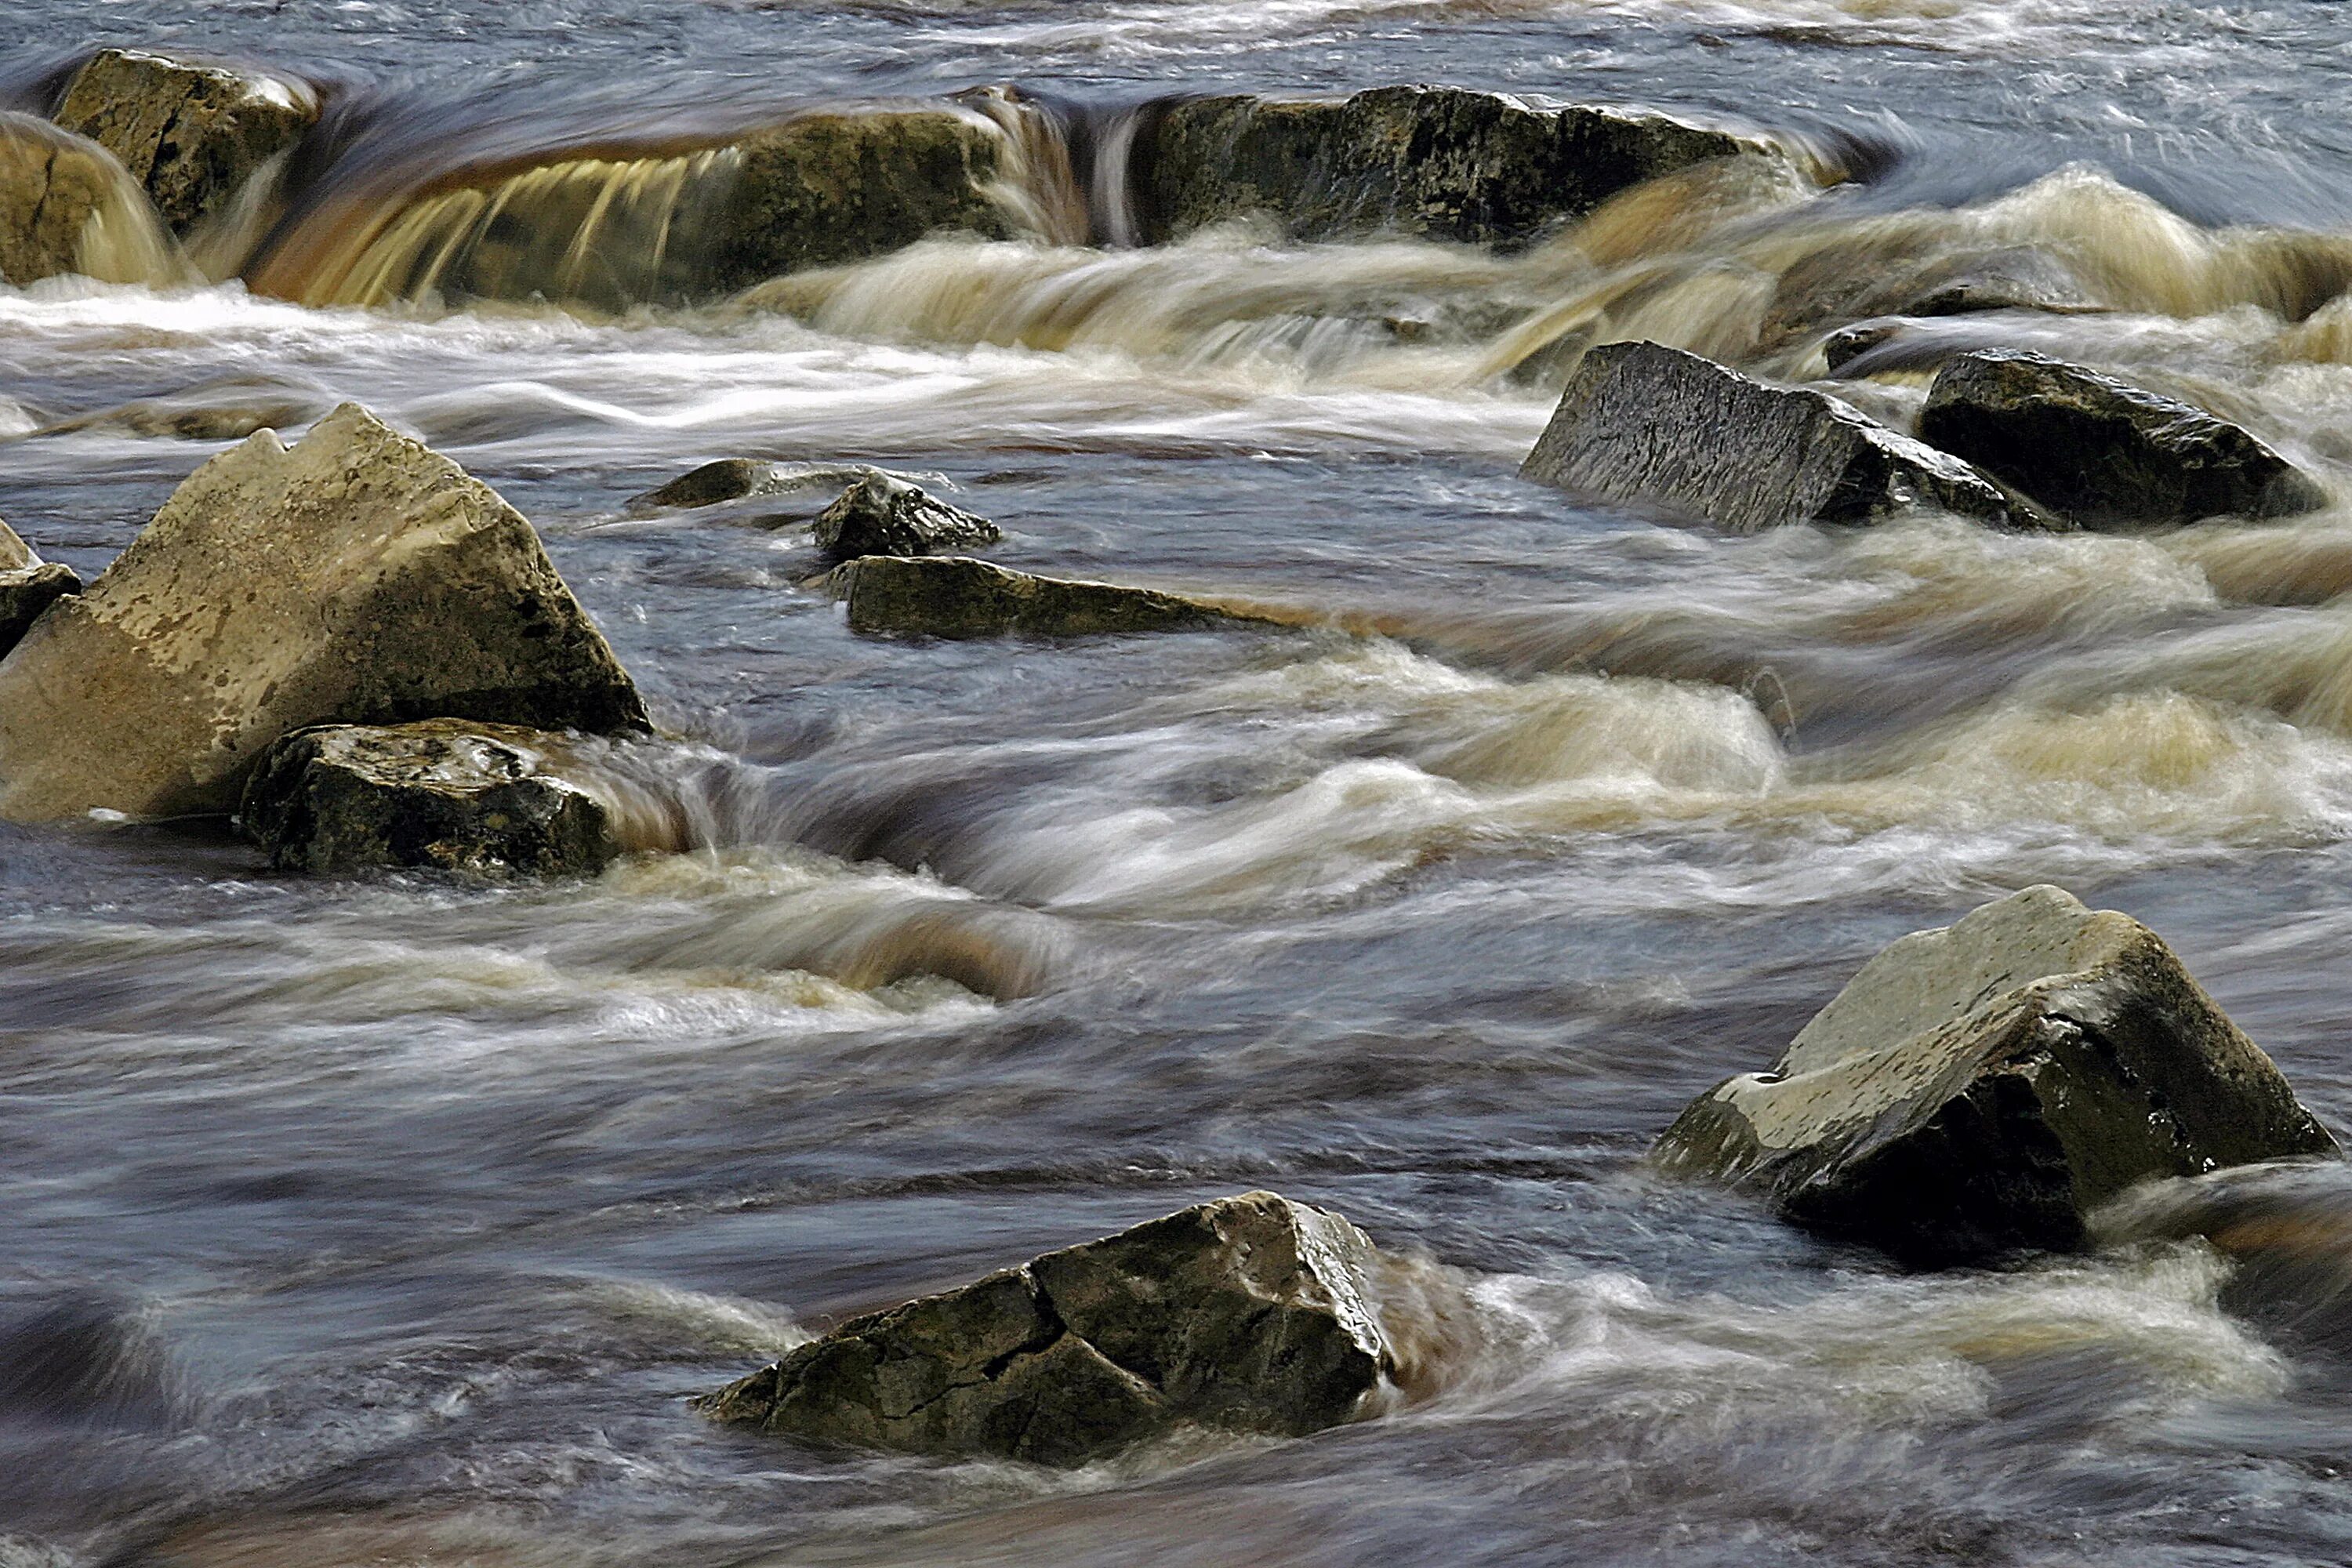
[1653, 885, 2339, 1265]
[1917, 349, 2328, 529]
[699, 1192, 1397, 1466]
[812, 471, 1000, 560]
[1135, 85, 1785, 248]
[0, 517, 79, 664]
[53, 48, 318, 237]
[834, 554, 1259, 639]
[0, 112, 180, 287]
[1521, 340, 2028, 532]
[241, 720, 625, 877]
[0, 403, 647, 822]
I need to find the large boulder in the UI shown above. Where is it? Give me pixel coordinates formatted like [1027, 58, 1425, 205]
[812, 472, 1000, 561]
[0, 112, 180, 287]
[240, 720, 624, 877]
[1521, 340, 2031, 532]
[0, 518, 78, 663]
[698, 1192, 1396, 1466]
[53, 49, 317, 237]
[1917, 350, 2328, 529]
[835, 554, 1259, 639]
[1653, 885, 2339, 1265]
[1134, 86, 1785, 248]
[0, 403, 646, 822]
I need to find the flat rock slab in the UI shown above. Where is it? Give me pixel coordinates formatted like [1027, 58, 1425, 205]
[1918, 349, 2328, 529]
[1653, 885, 2339, 1265]
[241, 719, 622, 877]
[813, 472, 1000, 560]
[0, 402, 646, 822]
[1138, 85, 1783, 248]
[1521, 340, 2028, 532]
[54, 49, 316, 236]
[699, 1192, 1396, 1466]
[837, 555, 1256, 639]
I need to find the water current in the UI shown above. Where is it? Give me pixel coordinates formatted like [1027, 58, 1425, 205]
[10, 1, 2352, 1563]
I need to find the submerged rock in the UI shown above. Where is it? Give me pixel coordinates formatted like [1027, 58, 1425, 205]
[1520, 340, 2027, 532]
[1918, 350, 2328, 528]
[709, 107, 1014, 290]
[241, 719, 623, 877]
[0, 112, 178, 287]
[836, 555, 1255, 639]
[0, 517, 78, 663]
[699, 1192, 1396, 1465]
[53, 49, 317, 237]
[1136, 86, 1783, 248]
[812, 472, 1000, 560]
[628, 458, 793, 512]
[0, 403, 646, 822]
[1653, 885, 2339, 1265]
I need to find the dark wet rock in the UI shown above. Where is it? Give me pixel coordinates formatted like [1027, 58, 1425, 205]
[0, 402, 647, 822]
[709, 107, 1014, 290]
[699, 1192, 1396, 1465]
[0, 113, 163, 286]
[53, 49, 317, 237]
[630, 458, 792, 512]
[1898, 249, 2101, 318]
[836, 555, 1258, 639]
[1918, 350, 2328, 528]
[813, 472, 1000, 560]
[0, 517, 80, 664]
[241, 719, 623, 877]
[1135, 85, 1783, 249]
[1653, 885, 2340, 1266]
[1520, 339, 2028, 532]
[1821, 322, 1903, 374]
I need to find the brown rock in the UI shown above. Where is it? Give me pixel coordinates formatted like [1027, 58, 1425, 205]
[53, 49, 317, 236]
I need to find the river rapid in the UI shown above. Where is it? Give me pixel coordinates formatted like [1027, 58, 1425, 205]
[10, 2, 2352, 1564]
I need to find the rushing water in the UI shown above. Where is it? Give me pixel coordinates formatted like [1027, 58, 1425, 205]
[13, 2, 2352, 1565]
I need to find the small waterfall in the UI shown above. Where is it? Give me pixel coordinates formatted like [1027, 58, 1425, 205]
[962, 85, 1091, 249]
[0, 112, 190, 289]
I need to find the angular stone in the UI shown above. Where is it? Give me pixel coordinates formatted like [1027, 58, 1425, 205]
[53, 49, 316, 237]
[1653, 885, 2339, 1265]
[708, 107, 1014, 291]
[240, 719, 622, 877]
[836, 555, 1252, 639]
[699, 1192, 1396, 1465]
[1918, 350, 2328, 529]
[0, 517, 78, 663]
[0, 112, 173, 287]
[813, 472, 1000, 561]
[1521, 340, 2028, 532]
[0, 403, 646, 822]
[1136, 86, 1784, 248]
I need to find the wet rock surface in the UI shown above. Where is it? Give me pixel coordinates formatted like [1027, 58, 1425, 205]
[1521, 340, 2026, 532]
[0, 403, 646, 822]
[1917, 350, 2328, 528]
[812, 472, 1001, 560]
[1653, 885, 2340, 1265]
[1136, 86, 1780, 248]
[710, 107, 1014, 289]
[699, 1192, 1396, 1466]
[0, 113, 148, 285]
[0, 517, 79, 663]
[241, 719, 623, 877]
[836, 554, 1254, 638]
[629, 458, 793, 512]
[53, 49, 317, 237]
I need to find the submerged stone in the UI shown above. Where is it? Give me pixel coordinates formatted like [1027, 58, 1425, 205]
[812, 472, 1000, 560]
[1520, 340, 2027, 532]
[628, 458, 793, 512]
[699, 1192, 1396, 1465]
[53, 49, 317, 237]
[836, 554, 1253, 639]
[0, 517, 78, 663]
[1136, 85, 1784, 248]
[1918, 350, 2328, 529]
[241, 719, 622, 877]
[0, 403, 647, 822]
[1653, 885, 2339, 1265]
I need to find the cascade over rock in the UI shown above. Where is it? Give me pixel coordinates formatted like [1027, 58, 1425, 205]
[1917, 350, 2328, 528]
[1135, 86, 1787, 248]
[1521, 340, 2030, 532]
[0, 404, 647, 822]
[0, 112, 181, 287]
[699, 1192, 1397, 1465]
[834, 554, 1264, 638]
[1653, 885, 2340, 1265]
[0, 517, 78, 663]
[53, 49, 318, 236]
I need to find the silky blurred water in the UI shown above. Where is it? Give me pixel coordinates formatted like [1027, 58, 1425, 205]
[10, 2, 2352, 1565]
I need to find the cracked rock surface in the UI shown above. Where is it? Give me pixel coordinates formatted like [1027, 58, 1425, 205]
[54, 48, 316, 237]
[698, 1192, 1396, 1466]
[1653, 884, 2340, 1265]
